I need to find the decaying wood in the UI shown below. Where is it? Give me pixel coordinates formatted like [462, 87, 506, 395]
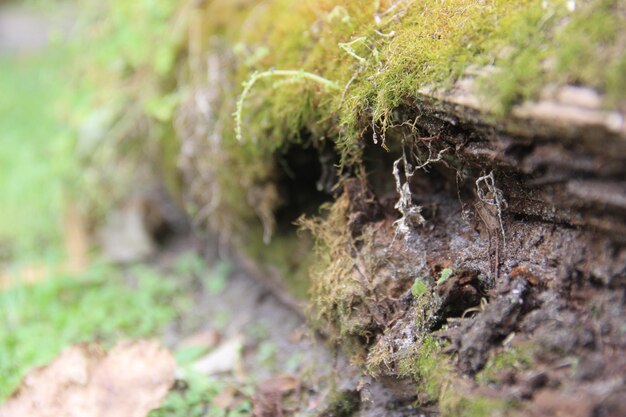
[410, 73, 626, 240]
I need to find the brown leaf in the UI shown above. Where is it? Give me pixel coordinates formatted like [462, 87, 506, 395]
[252, 375, 300, 417]
[252, 391, 283, 417]
[213, 387, 239, 409]
[259, 375, 300, 394]
[0, 340, 176, 417]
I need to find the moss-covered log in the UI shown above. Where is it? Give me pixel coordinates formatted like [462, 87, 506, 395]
[79, 0, 626, 415]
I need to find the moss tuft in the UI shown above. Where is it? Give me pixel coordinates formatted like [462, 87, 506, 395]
[324, 389, 361, 417]
[298, 194, 370, 341]
[439, 391, 512, 417]
[397, 337, 454, 404]
[476, 345, 535, 385]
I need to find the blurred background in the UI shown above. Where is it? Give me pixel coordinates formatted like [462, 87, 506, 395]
[0, 0, 199, 402]
[0, 0, 79, 274]
[0, 4, 322, 412]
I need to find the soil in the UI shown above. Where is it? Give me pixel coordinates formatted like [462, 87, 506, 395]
[157, 239, 436, 417]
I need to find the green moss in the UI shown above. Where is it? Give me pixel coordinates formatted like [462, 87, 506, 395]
[554, 0, 626, 105]
[324, 390, 361, 417]
[396, 337, 453, 404]
[191, 0, 626, 256]
[440, 391, 512, 417]
[78, 0, 626, 252]
[437, 268, 454, 285]
[73, 7, 626, 412]
[226, 0, 625, 156]
[299, 195, 370, 341]
[411, 277, 430, 298]
[75, 0, 626, 298]
[374, 336, 517, 415]
[477, 345, 535, 385]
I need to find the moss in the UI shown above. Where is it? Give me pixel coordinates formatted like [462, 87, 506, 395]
[397, 337, 453, 404]
[411, 277, 430, 298]
[181, 0, 626, 266]
[138, 0, 626, 301]
[373, 336, 517, 415]
[299, 194, 371, 341]
[439, 391, 512, 417]
[476, 345, 535, 385]
[81, 0, 626, 250]
[324, 389, 361, 417]
[554, 0, 626, 105]
[74, 2, 626, 413]
[437, 268, 454, 285]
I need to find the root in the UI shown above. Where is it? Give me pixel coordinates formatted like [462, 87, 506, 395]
[392, 155, 425, 239]
[393, 139, 449, 240]
[475, 171, 508, 247]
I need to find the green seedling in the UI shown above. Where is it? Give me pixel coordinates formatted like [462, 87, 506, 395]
[437, 268, 454, 285]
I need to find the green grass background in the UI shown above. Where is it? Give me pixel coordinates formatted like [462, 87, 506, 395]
[0, 49, 76, 262]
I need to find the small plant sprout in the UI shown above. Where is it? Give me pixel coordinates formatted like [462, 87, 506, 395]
[437, 268, 454, 285]
[234, 70, 340, 142]
[411, 277, 430, 298]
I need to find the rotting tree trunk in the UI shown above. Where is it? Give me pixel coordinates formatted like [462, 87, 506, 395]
[182, 77, 626, 416]
[80, 1, 626, 415]
[420, 80, 626, 239]
[172, 5, 626, 416]
[287, 85, 625, 417]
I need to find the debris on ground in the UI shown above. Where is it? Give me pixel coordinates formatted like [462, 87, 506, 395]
[0, 340, 175, 417]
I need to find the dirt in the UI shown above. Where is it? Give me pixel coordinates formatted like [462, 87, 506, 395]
[155, 239, 434, 417]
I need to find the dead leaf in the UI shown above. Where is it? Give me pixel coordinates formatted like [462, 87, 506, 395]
[252, 375, 300, 417]
[0, 340, 175, 417]
[252, 390, 284, 417]
[288, 328, 306, 343]
[213, 387, 239, 409]
[259, 375, 299, 394]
